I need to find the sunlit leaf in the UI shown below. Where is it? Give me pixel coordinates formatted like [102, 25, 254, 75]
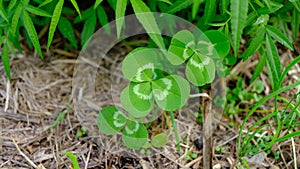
[58, 16, 77, 48]
[69, 0, 81, 17]
[64, 152, 80, 169]
[0, 3, 9, 22]
[38, 0, 53, 8]
[98, 106, 127, 135]
[116, 0, 127, 38]
[120, 82, 154, 118]
[122, 120, 148, 149]
[186, 53, 215, 86]
[164, 0, 194, 14]
[25, 4, 52, 17]
[11, 3, 23, 35]
[94, 0, 104, 9]
[152, 75, 190, 111]
[265, 25, 294, 51]
[7, 0, 17, 12]
[192, 0, 204, 20]
[47, 0, 64, 49]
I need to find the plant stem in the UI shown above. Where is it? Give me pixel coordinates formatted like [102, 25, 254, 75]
[169, 111, 180, 152]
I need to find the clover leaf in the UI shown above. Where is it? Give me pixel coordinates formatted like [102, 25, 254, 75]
[121, 47, 190, 118]
[97, 106, 148, 149]
[167, 30, 230, 86]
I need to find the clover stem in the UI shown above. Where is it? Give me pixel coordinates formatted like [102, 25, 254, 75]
[169, 111, 181, 152]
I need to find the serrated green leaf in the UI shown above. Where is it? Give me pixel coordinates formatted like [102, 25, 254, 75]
[122, 120, 148, 149]
[250, 49, 266, 83]
[98, 106, 127, 135]
[7, 0, 17, 12]
[69, 0, 81, 17]
[120, 82, 154, 118]
[130, 0, 165, 49]
[58, 16, 77, 48]
[152, 75, 190, 111]
[122, 47, 162, 82]
[164, 0, 194, 14]
[151, 133, 168, 147]
[167, 30, 195, 65]
[11, 3, 23, 35]
[186, 54, 215, 86]
[21, 10, 43, 58]
[64, 152, 80, 169]
[230, 0, 248, 56]
[192, 0, 204, 20]
[94, 0, 104, 9]
[2, 42, 11, 81]
[116, 0, 127, 39]
[292, 8, 299, 41]
[97, 6, 110, 34]
[197, 30, 230, 58]
[265, 33, 281, 90]
[47, 0, 64, 49]
[265, 25, 294, 51]
[81, 10, 96, 47]
[38, 0, 53, 8]
[0, 3, 9, 22]
[240, 26, 265, 61]
[25, 4, 52, 17]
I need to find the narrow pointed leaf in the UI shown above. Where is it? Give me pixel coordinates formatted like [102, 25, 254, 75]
[130, 0, 165, 49]
[69, 0, 81, 17]
[250, 50, 266, 83]
[120, 82, 154, 118]
[203, 0, 217, 24]
[230, 0, 248, 56]
[152, 75, 190, 111]
[0, 4, 9, 22]
[192, 0, 204, 20]
[25, 5, 52, 17]
[116, 0, 127, 38]
[2, 42, 11, 81]
[292, 8, 299, 41]
[64, 152, 80, 169]
[265, 25, 294, 51]
[21, 10, 43, 58]
[164, 0, 194, 14]
[11, 3, 23, 35]
[186, 54, 215, 86]
[7, 0, 17, 12]
[81, 11, 97, 47]
[167, 30, 195, 65]
[58, 17, 77, 48]
[265, 33, 281, 90]
[122, 48, 162, 82]
[97, 106, 127, 135]
[47, 0, 64, 49]
[198, 30, 230, 58]
[39, 0, 53, 8]
[97, 6, 110, 34]
[94, 0, 104, 9]
[122, 120, 148, 149]
[240, 26, 265, 60]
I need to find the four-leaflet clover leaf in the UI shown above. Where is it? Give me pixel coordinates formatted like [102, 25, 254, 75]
[120, 47, 190, 118]
[167, 30, 230, 86]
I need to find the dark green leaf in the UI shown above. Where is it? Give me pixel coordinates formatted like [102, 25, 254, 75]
[230, 0, 248, 56]
[97, 6, 110, 34]
[164, 0, 194, 14]
[122, 120, 148, 149]
[192, 0, 204, 20]
[250, 49, 266, 83]
[58, 17, 77, 48]
[69, 0, 81, 17]
[25, 4, 52, 17]
[7, 0, 17, 12]
[94, 0, 104, 9]
[11, 3, 23, 35]
[152, 75, 190, 111]
[47, 0, 64, 49]
[81, 10, 96, 47]
[98, 106, 127, 135]
[116, 0, 127, 38]
[21, 10, 43, 58]
[265, 25, 294, 51]
[292, 8, 299, 41]
[2, 42, 11, 81]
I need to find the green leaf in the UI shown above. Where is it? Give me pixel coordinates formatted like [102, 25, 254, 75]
[7, 0, 17, 12]
[292, 8, 300, 41]
[47, 0, 64, 49]
[122, 47, 162, 82]
[130, 0, 165, 49]
[38, 0, 53, 8]
[11, 3, 23, 35]
[151, 133, 168, 147]
[197, 30, 230, 58]
[152, 75, 190, 111]
[167, 30, 195, 65]
[73, 7, 94, 23]
[116, 0, 127, 39]
[2, 42, 11, 81]
[186, 53, 215, 86]
[58, 17, 77, 48]
[69, 0, 81, 17]
[250, 49, 266, 83]
[230, 0, 248, 56]
[98, 106, 127, 135]
[240, 26, 265, 61]
[265, 25, 294, 51]
[21, 10, 43, 58]
[94, 0, 104, 9]
[203, 0, 217, 24]
[64, 152, 80, 169]
[122, 120, 148, 149]
[97, 6, 110, 34]
[290, 0, 300, 12]
[0, 2, 8, 22]
[48, 112, 66, 130]
[81, 10, 97, 47]
[120, 82, 154, 118]
[25, 4, 52, 17]
[265, 33, 281, 90]
[192, 0, 204, 20]
[164, 0, 194, 14]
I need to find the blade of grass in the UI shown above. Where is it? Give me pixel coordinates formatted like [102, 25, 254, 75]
[7, 0, 17, 12]
[94, 0, 104, 9]
[1, 42, 11, 81]
[39, 0, 53, 8]
[69, 0, 81, 17]
[169, 111, 181, 152]
[116, 0, 127, 39]
[164, 0, 194, 14]
[64, 152, 80, 169]
[192, 0, 204, 20]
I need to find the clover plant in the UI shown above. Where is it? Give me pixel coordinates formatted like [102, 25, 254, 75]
[97, 29, 230, 150]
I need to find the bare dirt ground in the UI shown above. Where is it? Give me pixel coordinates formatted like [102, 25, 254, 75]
[0, 37, 300, 168]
